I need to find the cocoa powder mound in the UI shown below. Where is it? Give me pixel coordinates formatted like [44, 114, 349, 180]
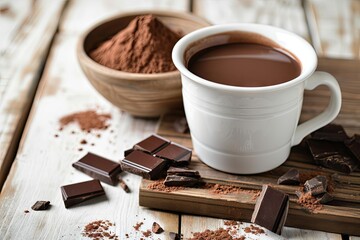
[90, 14, 181, 74]
[59, 110, 111, 132]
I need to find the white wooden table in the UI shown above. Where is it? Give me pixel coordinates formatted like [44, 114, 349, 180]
[0, 0, 359, 239]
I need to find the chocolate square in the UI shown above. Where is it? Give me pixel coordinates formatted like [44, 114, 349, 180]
[304, 175, 327, 196]
[154, 142, 192, 166]
[133, 134, 170, 154]
[277, 168, 300, 185]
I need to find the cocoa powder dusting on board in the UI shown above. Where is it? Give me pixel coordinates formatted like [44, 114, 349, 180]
[90, 15, 181, 74]
[59, 110, 111, 132]
[147, 180, 185, 192]
[297, 192, 323, 212]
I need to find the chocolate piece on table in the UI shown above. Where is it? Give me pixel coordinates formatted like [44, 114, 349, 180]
[61, 179, 105, 208]
[164, 175, 202, 187]
[311, 124, 348, 142]
[31, 201, 50, 211]
[169, 232, 181, 240]
[307, 139, 358, 173]
[72, 152, 121, 185]
[133, 134, 170, 154]
[345, 134, 360, 161]
[121, 150, 168, 180]
[304, 175, 327, 196]
[119, 178, 130, 193]
[124, 148, 134, 157]
[167, 167, 200, 178]
[251, 185, 289, 235]
[173, 117, 189, 133]
[154, 142, 192, 166]
[316, 192, 334, 204]
[277, 168, 300, 185]
[152, 222, 164, 234]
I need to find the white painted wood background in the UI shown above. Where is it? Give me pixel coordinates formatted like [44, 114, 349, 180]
[0, 0, 359, 239]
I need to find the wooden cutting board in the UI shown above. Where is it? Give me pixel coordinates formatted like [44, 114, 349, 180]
[139, 58, 360, 236]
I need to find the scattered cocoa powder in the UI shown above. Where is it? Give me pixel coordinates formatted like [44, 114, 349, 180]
[54, 134, 59, 138]
[206, 183, 260, 198]
[147, 180, 185, 192]
[142, 229, 152, 237]
[133, 221, 143, 231]
[59, 110, 111, 132]
[82, 220, 118, 240]
[152, 222, 164, 234]
[224, 220, 238, 226]
[297, 191, 323, 212]
[189, 228, 246, 240]
[90, 15, 181, 74]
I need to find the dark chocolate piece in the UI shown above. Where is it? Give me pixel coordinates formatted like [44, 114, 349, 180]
[154, 142, 192, 166]
[119, 178, 130, 193]
[169, 232, 181, 240]
[164, 175, 202, 187]
[345, 134, 360, 161]
[72, 152, 121, 185]
[277, 168, 300, 185]
[152, 222, 164, 234]
[304, 175, 327, 196]
[307, 139, 358, 173]
[31, 201, 50, 211]
[311, 124, 348, 142]
[133, 134, 170, 154]
[121, 150, 168, 180]
[167, 167, 200, 178]
[316, 192, 333, 204]
[124, 148, 134, 157]
[173, 117, 189, 133]
[251, 185, 289, 235]
[61, 179, 105, 208]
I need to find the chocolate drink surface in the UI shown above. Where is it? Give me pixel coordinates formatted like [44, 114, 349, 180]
[188, 40, 301, 87]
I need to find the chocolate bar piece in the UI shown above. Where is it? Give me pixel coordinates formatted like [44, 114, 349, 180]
[31, 201, 50, 211]
[277, 169, 300, 185]
[167, 167, 200, 178]
[154, 142, 192, 166]
[345, 134, 360, 161]
[304, 175, 327, 196]
[311, 124, 348, 142]
[133, 134, 170, 154]
[61, 179, 105, 208]
[316, 192, 333, 204]
[251, 185, 289, 235]
[307, 139, 358, 173]
[169, 232, 181, 240]
[173, 117, 189, 133]
[152, 222, 164, 234]
[164, 175, 202, 187]
[119, 178, 130, 193]
[72, 152, 121, 185]
[121, 150, 168, 180]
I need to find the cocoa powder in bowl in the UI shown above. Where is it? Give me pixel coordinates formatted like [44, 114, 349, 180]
[90, 14, 181, 74]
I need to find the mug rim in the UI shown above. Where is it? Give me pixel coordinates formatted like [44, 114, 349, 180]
[172, 23, 318, 92]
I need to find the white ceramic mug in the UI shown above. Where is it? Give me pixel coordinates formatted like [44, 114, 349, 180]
[172, 24, 342, 174]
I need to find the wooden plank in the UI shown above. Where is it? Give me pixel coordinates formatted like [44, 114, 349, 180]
[0, 0, 191, 238]
[304, 0, 360, 59]
[181, 215, 342, 240]
[193, 0, 309, 38]
[0, 0, 66, 190]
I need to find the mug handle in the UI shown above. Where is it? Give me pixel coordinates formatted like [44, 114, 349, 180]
[291, 71, 342, 146]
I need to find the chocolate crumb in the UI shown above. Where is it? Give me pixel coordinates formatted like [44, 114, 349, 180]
[54, 134, 59, 138]
[24, 210, 29, 214]
[119, 178, 130, 193]
[133, 222, 143, 231]
[78, 148, 83, 152]
[80, 139, 87, 145]
[142, 229, 152, 237]
[152, 222, 164, 234]
[31, 201, 50, 211]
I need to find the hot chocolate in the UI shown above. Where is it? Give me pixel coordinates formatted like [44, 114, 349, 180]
[187, 32, 301, 87]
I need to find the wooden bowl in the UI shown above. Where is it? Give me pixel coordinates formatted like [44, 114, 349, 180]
[77, 10, 210, 117]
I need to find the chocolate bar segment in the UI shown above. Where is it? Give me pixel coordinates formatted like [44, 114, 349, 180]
[154, 142, 192, 166]
[307, 139, 358, 173]
[31, 201, 50, 211]
[277, 169, 300, 185]
[304, 175, 327, 196]
[164, 175, 202, 187]
[345, 134, 360, 162]
[133, 134, 170, 154]
[167, 167, 200, 178]
[311, 124, 349, 142]
[72, 152, 121, 185]
[61, 179, 105, 208]
[121, 150, 168, 180]
[251, 185, 289, 235]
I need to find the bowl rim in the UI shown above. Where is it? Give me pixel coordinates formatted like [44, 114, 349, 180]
[77, 10, 211, 81]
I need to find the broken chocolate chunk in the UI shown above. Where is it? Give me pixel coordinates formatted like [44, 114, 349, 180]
[61, 179, 105, 208]
[152, 222, 164, 234]
[119, 178, 130, 193]
[316, 192, 333, 204]
[72, 152, 121, 185]
[154, 142, 192, 166]
[345, 134, 360, 162]
[311, 124, 349, 142]
[124, 148, 134, 157]
[304, 175, 327, 196]
[169, 232, 181, 240]
[307, 139, 358, 173]
[121, 150, 168, 180]
[133, 134, 170, 154]
[173, 117, 189, 133]
[277, 168, 300, 185]
[164, 175, 202, 187]
[251, 185, 289, 235]
[167, 167, 200, 178]
[31, 201, 51, 211]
